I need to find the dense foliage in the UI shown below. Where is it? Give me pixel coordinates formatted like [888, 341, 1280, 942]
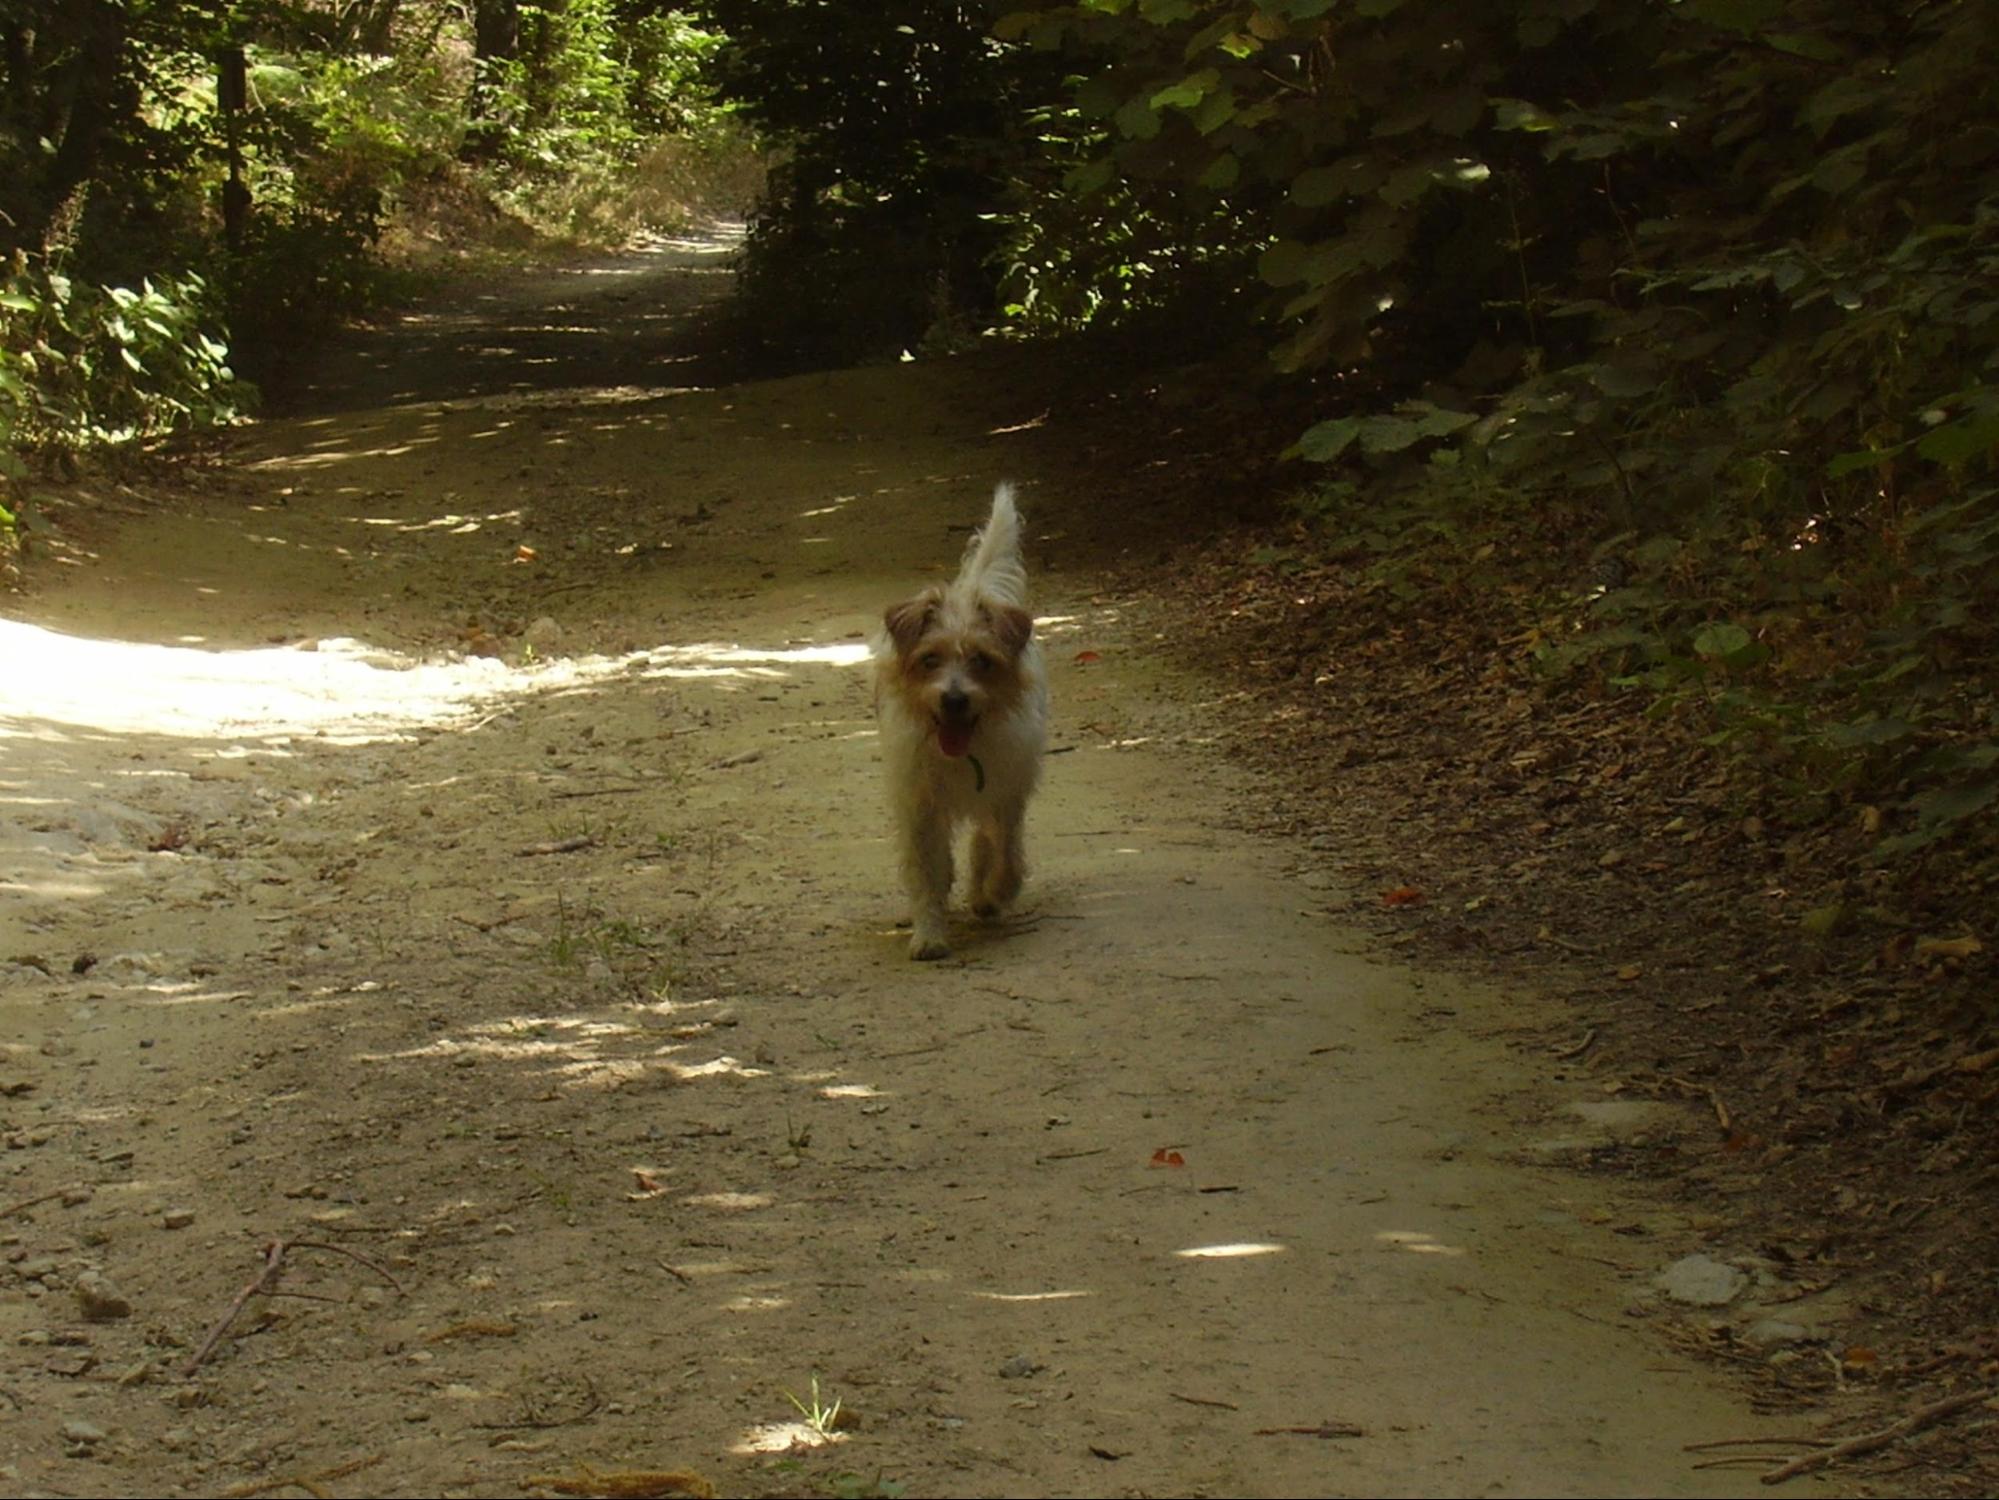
[4, 0, 1993, 870]
[704, 0, 1995, 869]
[0, 0, 734, 494]
[692, 0, 1060, 359]
[1034, 0, 1999, 864]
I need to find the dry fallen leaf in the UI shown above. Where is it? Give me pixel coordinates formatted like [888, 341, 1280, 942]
[627, 1169, 668, 1201]
[1382, 886, 1424, 907]
[1149, 1149, 1185, 1168]
[1915, 933, 1983, 964]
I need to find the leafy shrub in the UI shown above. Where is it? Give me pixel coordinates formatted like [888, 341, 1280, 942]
[0, 253, 250, 458]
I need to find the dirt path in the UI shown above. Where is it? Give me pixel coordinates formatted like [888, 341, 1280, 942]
[3, 230, 1842, 1498]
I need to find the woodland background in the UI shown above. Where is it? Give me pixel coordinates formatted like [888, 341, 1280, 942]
[4, 0, 1996, 1390]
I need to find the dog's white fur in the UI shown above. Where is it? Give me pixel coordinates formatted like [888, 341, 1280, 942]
[873, 484, 1049, 960]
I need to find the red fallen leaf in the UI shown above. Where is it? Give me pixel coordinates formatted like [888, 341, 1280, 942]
[1382, 886, 1425, 907]
[513, 544, 538, 563]
[1150, 1149, 1186, 1168]
[627, 1168, 668, 1200]
[1073, 649, 1101, 664]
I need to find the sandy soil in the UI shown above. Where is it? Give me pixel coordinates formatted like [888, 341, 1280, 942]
[0, 228, 1869, 1497]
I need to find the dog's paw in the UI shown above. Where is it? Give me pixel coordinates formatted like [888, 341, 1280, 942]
[909, 930, 952, 961]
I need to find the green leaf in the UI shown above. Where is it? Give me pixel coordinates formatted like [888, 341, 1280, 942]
[1065, 158, 1114, 195]
[1693, 622, 1752, 659]
[1490, 97, 1560, 133]
[1909, 777, 1999, 829]
[1115, 94, 1162, 139]
[1150, 69, 1218, 110]
[1916, 414, 1999, 466]
[1379, 162, 1436, 207]
[1258, 238, 1315, 287]
[1291, 164, 1350, 207]
[1197, 152, 1240, 190]
[1295, 417, 1360, 462]
[1826, 447, 1900, 478]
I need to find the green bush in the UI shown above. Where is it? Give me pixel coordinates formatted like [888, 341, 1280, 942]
[0, 254, 250, 459]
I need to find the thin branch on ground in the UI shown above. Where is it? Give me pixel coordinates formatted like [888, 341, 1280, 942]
[1759, 1387, 1996, 1485]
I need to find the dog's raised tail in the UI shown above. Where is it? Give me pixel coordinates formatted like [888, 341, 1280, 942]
[957, 483, 1029, 606]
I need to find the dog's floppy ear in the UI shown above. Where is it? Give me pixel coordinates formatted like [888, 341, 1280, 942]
[883, 590, 940, 654]
[987, 603, 1034, 658]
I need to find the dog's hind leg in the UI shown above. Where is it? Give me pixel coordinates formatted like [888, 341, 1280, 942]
[900, 808, 955, 960]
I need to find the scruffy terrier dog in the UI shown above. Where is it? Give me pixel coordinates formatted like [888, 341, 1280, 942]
[874, 485, 1049, 960]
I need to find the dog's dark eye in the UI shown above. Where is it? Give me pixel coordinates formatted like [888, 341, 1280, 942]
[969, 651, 993, 673]
[920, 652, 944, 670]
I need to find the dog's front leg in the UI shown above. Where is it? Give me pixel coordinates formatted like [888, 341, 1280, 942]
[900, 808, 954, 960]
[971, 799, 1027, 918]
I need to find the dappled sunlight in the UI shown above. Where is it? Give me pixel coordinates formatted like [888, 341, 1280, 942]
[353, 1009, 756, 1094]
[0, 620, 878, 752]
[798, 492, 858, 520]
[0, 619, 518, 743]
[972, 1288, 1094, 1303]
[636, 641, 872, 681]
[684, 1190, 774, 1211]
[1376, 1229, 1468, 1258]
[668, 1055, 770, 1082]
[817, 1082, 883, 1099]
[1173, 1241, 1288, 1260]
[350, 507, 525, 535]
[732, 1420, 846, 1456]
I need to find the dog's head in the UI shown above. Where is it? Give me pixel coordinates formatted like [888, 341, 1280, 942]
[881, 587, 1034, 758]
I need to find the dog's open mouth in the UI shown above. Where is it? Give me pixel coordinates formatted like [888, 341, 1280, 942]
[935, 716, 977, 758]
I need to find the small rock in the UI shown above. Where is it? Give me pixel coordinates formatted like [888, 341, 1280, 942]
[95, 952, 167, 983]
[1741, 1317, 1812, 1347]
[997, 1354, 1043, 1380]
[162, 1207, 196, 1230]
[1655, 1253, 1749, 1307]
[74, 1271, 133, 1321]
[60, 1417, 107, 1446]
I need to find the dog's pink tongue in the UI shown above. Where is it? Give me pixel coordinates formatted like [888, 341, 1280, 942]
[937, 722, 974, 758]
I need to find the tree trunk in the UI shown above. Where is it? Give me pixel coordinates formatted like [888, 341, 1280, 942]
[460, 0, 520, 162]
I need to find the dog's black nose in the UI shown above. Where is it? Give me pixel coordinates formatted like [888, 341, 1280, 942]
[941, 687, 971, 717]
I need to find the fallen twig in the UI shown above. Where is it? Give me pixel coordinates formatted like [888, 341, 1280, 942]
[184, 1239, 289, 1376]
[517, 835, 597, 856]
[0, 1187, 73, 1220]
[1551, 1027, 1598, 1059]
[184, 1237, 405, 1376]
[218, 1451, 383, 1498]
[1169, 1392, 1240, 1411]
[525, 1462, 714, 1498]
[1253, 1420, 1365, 1439]
[476, 1373, 603, 1430]
[1758, 1387, 1996, 1485]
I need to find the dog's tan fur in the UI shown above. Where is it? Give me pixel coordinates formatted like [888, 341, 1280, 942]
[873, 485, 1049, 960]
